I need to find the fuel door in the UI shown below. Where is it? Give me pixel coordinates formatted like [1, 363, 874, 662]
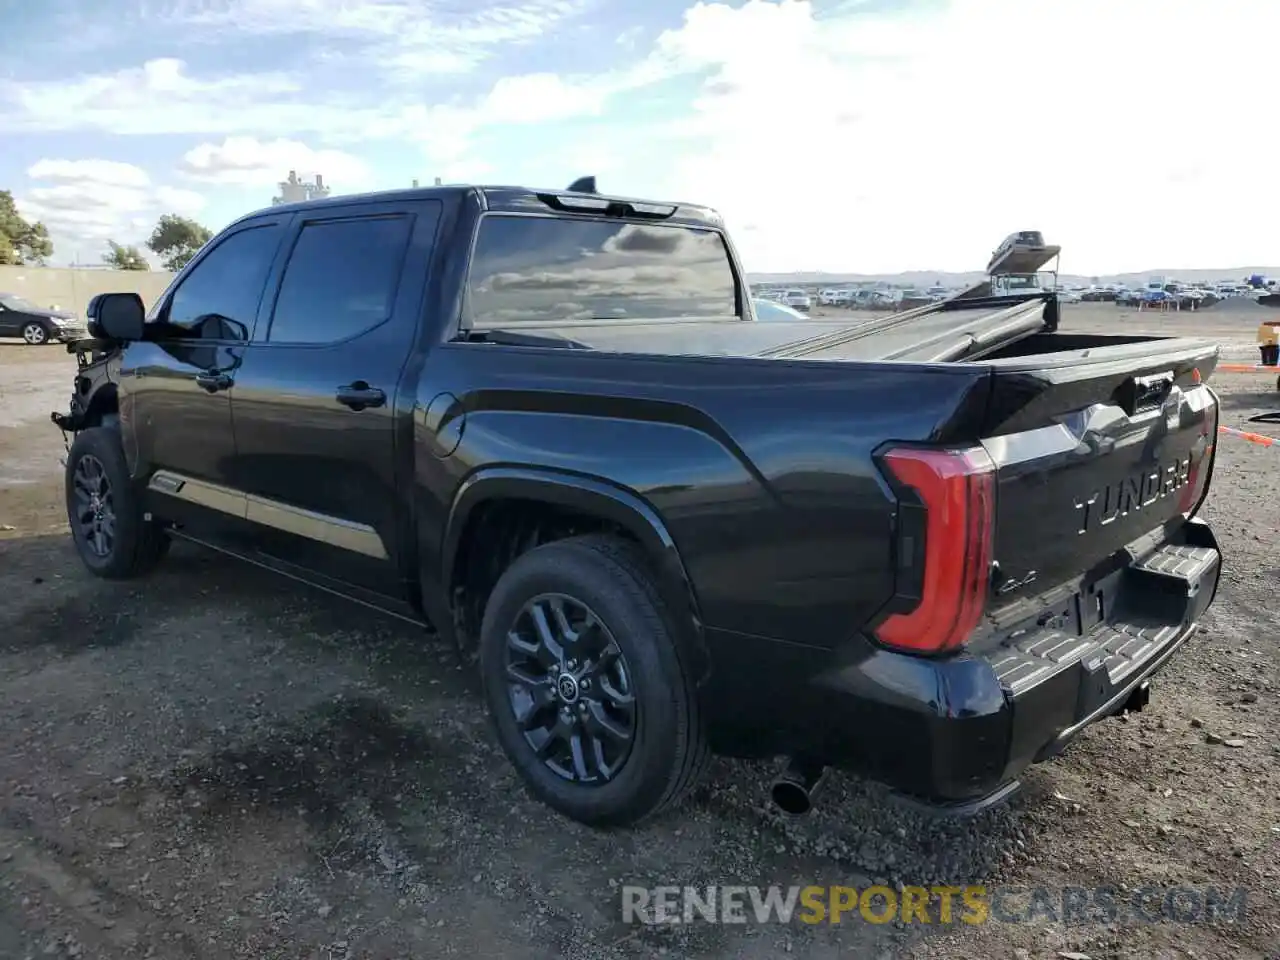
[421, 391, 465, 458]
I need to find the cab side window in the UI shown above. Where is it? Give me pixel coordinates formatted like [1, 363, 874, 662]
[266, 215, 413, 344]
[165, 223, 284, 341]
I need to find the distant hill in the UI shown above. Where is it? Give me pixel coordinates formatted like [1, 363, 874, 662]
[747, 267, 1280, 288]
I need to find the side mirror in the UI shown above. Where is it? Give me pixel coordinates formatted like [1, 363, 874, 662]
[87, 292, 146, 341]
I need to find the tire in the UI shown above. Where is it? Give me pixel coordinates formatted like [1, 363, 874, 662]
[65, 426, 170, 579]
[21, 321, 50, 345]
[479, 534, 710, 827]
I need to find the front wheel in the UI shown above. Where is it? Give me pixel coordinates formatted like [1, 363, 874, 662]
[21, 321, 49, 345]
[65, 427, 170, 578]
[479, 534, 709, 827]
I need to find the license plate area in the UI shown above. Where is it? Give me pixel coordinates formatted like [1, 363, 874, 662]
[990, 531, 1218, 701]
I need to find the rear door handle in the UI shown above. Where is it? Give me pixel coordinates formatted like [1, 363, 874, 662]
[195, 372, 233, 392]
[336, 382, 386, 411]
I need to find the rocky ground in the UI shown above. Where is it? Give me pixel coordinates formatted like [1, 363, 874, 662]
[1, 303, 1278, 960]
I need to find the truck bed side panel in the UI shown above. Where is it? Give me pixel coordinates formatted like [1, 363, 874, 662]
[415, 345, 993, 644]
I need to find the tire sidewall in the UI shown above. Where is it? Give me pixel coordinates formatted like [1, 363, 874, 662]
[65, 427, 144, 576]
[479, 543, 686, 823]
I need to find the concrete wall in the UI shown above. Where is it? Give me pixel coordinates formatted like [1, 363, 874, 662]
[0, 266, 176, 319]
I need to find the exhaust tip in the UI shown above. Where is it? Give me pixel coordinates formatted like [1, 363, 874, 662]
[770, 779, 813, 816]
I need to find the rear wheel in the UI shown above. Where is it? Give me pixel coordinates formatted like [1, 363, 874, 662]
[479, 534, 709, 827]
[65, 427, 169, 578]
[21, 321, 49, 345]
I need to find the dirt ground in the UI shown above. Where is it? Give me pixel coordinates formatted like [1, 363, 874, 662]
[1, 303, 1278, 960]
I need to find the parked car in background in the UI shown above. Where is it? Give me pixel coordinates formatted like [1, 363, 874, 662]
[0, 293, 87, 344]
[781, 289, 811, 311]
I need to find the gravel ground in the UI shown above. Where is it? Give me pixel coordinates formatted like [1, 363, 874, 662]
[1, 303, 1278, 960]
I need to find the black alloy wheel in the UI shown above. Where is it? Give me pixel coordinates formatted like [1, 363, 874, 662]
[478, 534, 710, 827]
[504, 592, 638, 784]
[71, 453, 115, 559]
[64, 426, 170, 579]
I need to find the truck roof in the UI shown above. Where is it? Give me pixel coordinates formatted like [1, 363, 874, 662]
[234, 182, 726, 231]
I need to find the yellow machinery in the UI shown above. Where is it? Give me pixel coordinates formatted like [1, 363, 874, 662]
[1256, 321, 1280, 388]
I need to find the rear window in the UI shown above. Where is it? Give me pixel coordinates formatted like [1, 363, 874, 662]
[466, 215, 737, 326]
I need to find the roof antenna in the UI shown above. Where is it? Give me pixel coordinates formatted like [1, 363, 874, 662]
[566, 176, 597, 194]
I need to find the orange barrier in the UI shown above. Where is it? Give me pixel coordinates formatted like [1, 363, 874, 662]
[1218, 363, 1277, 373]
[1218, 425, 1278, 448]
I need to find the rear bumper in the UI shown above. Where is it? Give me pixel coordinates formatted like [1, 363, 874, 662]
[705, 518, 1221, 812]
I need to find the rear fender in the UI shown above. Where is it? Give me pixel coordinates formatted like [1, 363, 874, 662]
[443, 466, 708, 679]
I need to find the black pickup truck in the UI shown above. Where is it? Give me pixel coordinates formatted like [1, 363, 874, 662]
[52, 180, 1222, 827]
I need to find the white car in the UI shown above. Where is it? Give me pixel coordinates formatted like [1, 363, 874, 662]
[781, 289, 811, 311]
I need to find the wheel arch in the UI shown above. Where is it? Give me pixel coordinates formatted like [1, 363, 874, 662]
[442, 466, 708, 680]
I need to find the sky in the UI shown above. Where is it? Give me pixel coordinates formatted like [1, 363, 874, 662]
[2, 0, 1277, 275]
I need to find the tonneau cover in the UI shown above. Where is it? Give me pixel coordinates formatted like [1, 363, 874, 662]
[494, 297, 1051, 364]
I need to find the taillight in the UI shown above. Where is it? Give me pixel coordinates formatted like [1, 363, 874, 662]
[1178, 393, 1217, 516]
[874, 445, 996, 655]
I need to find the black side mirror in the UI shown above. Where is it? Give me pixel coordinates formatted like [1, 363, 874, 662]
[87, 293, 146, 341]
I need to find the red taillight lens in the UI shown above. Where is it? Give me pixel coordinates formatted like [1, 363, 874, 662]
[1178, 440, 1213, 515]
[874, 445, 996, 655]
[1179, 392, 1217, 516]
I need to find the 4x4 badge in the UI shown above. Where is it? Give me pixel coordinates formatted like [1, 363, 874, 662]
[991, 562, 1038, 596]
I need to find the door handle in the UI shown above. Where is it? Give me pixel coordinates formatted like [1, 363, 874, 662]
[195, 372, 233, 393]
[336, 382, 386, 411]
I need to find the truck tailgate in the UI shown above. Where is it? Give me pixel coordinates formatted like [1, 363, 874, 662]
[978, 337, 1218, 619]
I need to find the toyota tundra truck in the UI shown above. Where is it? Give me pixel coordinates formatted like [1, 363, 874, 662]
[51, 179, 1222, 827]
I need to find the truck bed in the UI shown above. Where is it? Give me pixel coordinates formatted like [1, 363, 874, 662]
[476, 295, 1188, 367]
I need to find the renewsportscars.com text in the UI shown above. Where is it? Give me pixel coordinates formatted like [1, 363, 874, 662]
[621, 884, 1248, 926]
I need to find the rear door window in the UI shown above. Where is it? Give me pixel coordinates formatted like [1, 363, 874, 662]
[466, 215, 738, 327]
[266, 215, 414, 344]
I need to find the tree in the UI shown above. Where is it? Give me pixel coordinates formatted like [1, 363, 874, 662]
[103, 241, 150, 271]
[0, 190, 53, 265]
[146, 214, 212, 271]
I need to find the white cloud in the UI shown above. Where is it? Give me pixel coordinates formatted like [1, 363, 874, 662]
[377, 1, 593, 80]
[156, 186, 210, 215]
[0, 58, 322, 138]
[164, 0, 592, 79]
[177, 136, 372, 188]
[6, 0, 1280, 273]
[15, 159, 207, 264]
[620, 0, 1280, 273]
[0, 54, 603, 154]
[25, 159, 152, 189]
[481, 73, 609, 124]
[357, 73, 614, 173]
